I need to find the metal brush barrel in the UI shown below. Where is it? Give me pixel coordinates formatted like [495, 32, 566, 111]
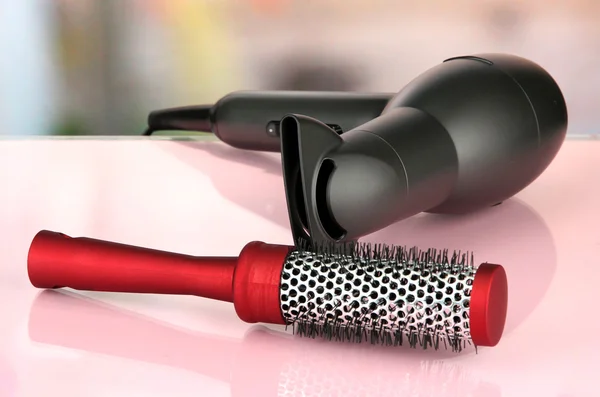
[278, 245, 506, 350]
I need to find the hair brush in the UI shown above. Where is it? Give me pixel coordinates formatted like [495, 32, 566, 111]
[29, 290, 501, 396]
[27, 230, 508, 351]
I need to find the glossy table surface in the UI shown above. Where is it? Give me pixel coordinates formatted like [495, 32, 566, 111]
[0, 138, 598, 397]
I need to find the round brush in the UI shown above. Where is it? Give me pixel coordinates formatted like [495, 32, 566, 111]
[27, 230, 508, 350]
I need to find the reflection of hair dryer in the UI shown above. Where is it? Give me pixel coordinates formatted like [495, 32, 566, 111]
[279, 54, 567, 245]
[29, 291, 501, 397]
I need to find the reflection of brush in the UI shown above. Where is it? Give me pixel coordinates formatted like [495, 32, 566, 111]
[0, 359, 16, 397]
[29, 291, 501, 397]
[28, 230, 508, 350]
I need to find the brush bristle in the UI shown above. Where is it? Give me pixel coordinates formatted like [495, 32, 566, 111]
[280, 239, 479, 352]
[295, 238, 475, 270]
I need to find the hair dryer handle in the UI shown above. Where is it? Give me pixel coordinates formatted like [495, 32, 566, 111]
[145, 91, 393, 152]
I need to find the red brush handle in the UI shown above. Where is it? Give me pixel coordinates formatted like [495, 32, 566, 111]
[27, 230, 291, 325]
[28, 231, 237, 300]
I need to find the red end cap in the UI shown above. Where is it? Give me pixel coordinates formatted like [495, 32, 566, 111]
[469, 264, 508, 347]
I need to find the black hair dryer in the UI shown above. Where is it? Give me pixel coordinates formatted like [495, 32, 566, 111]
[280, 54, 568, 246]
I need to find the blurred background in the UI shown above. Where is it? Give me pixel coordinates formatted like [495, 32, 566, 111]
[0, 0, 598, 137]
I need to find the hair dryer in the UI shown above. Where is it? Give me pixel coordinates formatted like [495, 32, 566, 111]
[280, 54, 567, 246]
[144, 53, 567, 247]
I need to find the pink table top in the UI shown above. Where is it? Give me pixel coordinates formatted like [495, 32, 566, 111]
[0, 138, 598, 397]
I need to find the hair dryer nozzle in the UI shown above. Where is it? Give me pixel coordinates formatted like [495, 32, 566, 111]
[281, 114, 345, 245]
